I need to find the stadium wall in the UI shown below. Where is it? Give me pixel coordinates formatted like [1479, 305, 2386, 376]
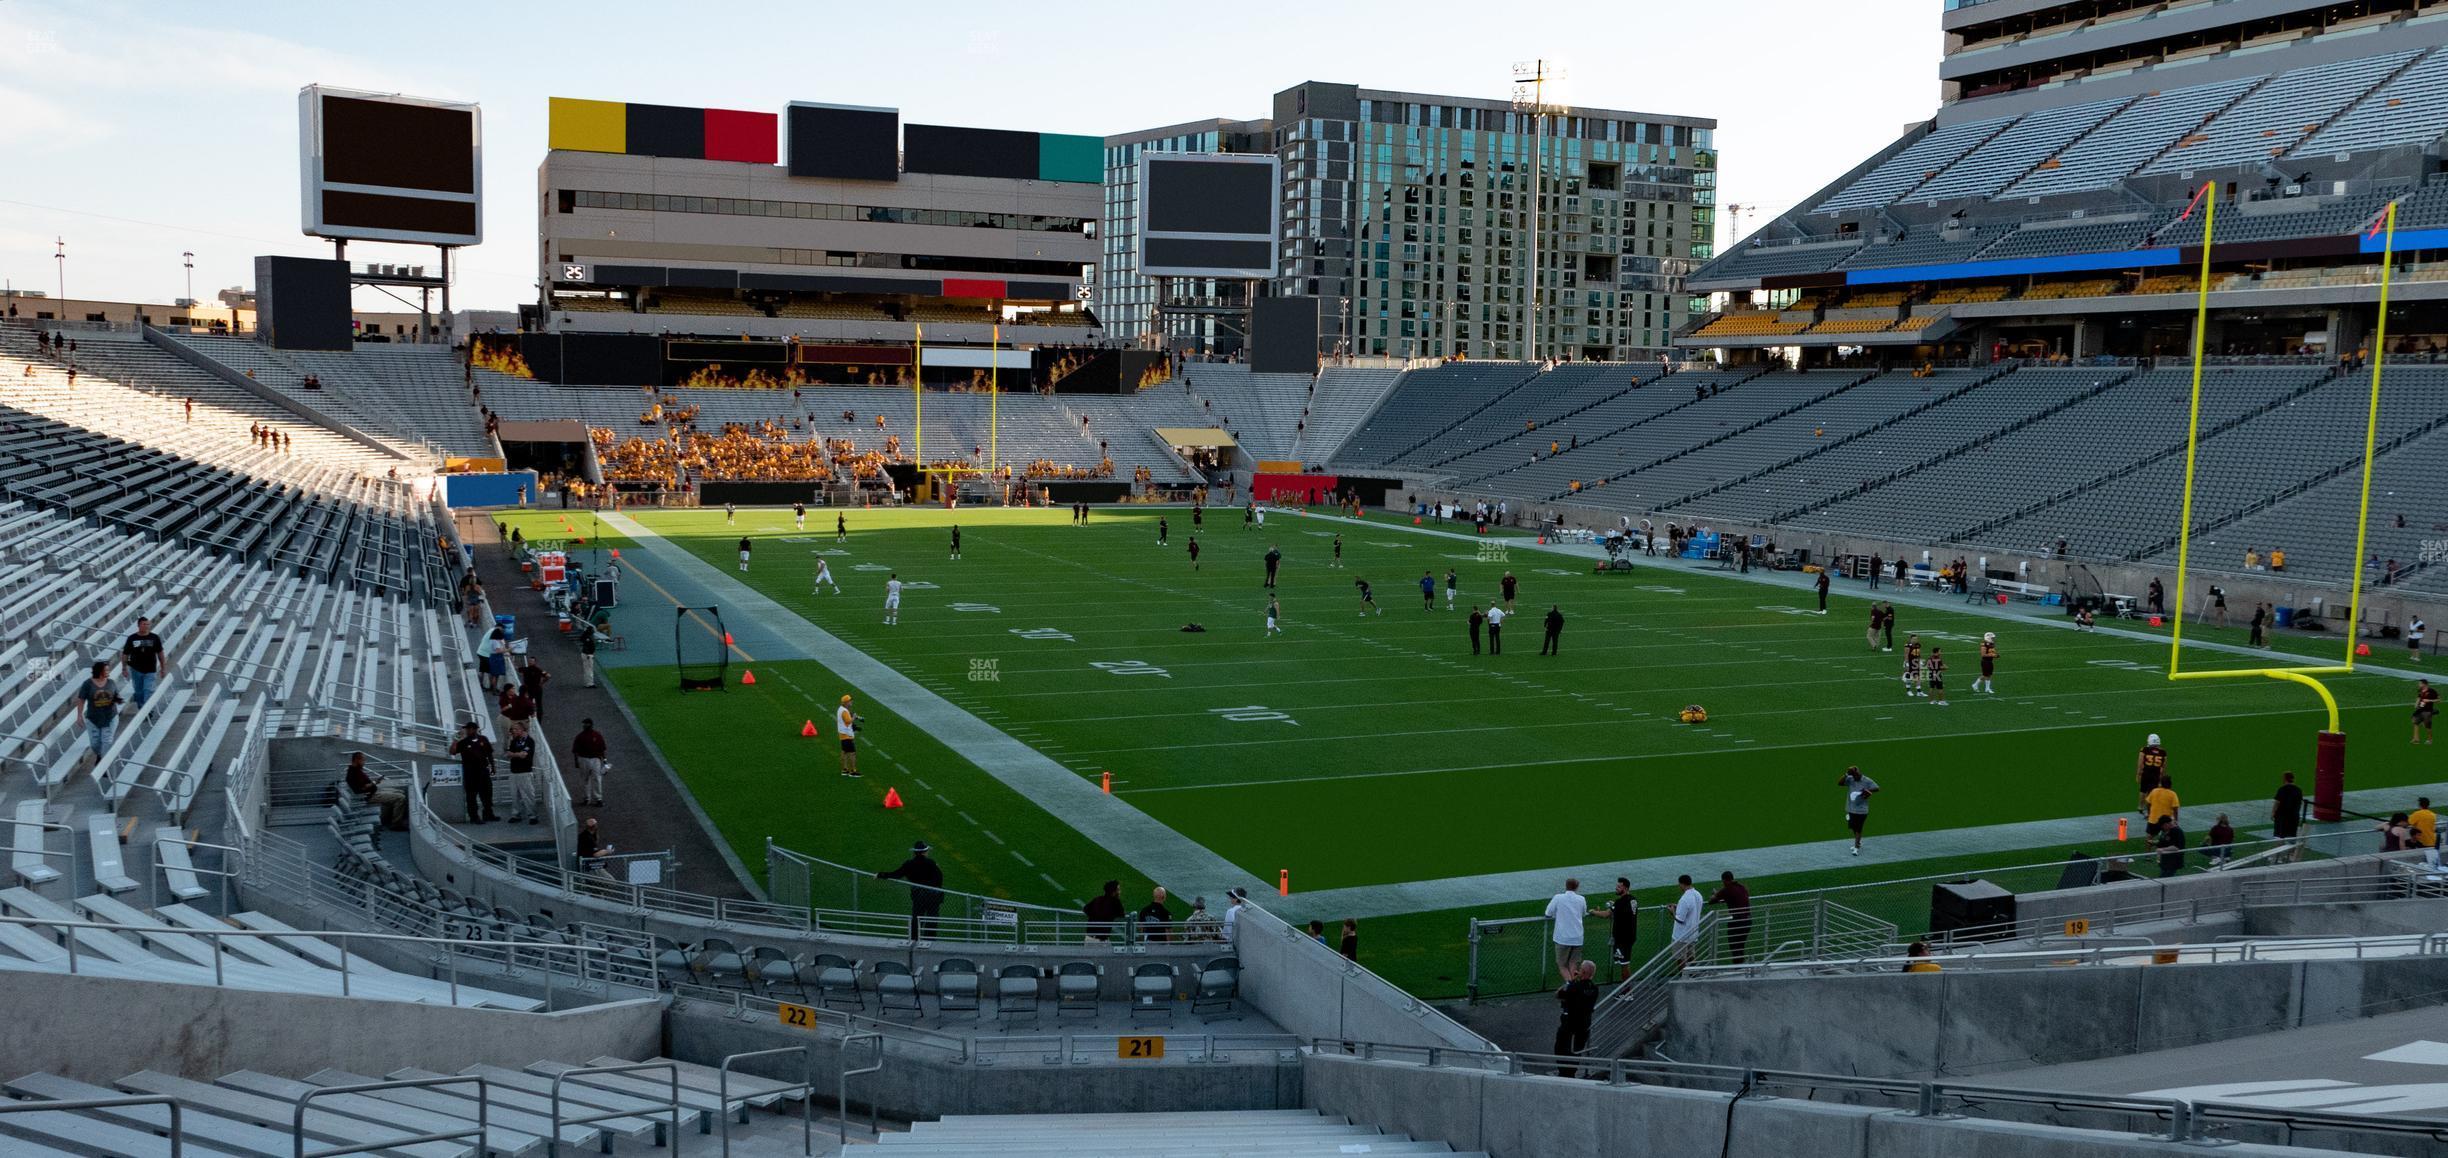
[670, 1004, 1303, 1118]
[1302, 1053, 2343, 1158]
[442, 470, 540, 507]
[0, 970, 659, 1083]
[1663, 954, 2448, 1081]
[1234, 903, 1494, 1053]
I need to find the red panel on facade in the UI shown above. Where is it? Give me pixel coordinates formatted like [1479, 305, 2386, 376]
[940, 278, 1008, 299]
[702, 108, 779, 164]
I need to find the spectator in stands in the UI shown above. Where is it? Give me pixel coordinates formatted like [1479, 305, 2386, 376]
[519, 655, 552, 723]
[876, 841, 945, 940]
[2270, 547, 2286, 572]
[1902, 942, 1941, 973]
[1669, 875, 1704, 964]
[119, 615, 167, 708]
[1544, 878, 1590, 979]
[503, 721, 541, 826]
[578, 627, 598, 690]
[2271, 772, 2306, 861]
[1708, 871, 1754, 965]
[1553, 960, 1599, 1076]
[2154, 821, 2188, 878]
[496, 681, 537, 736]
[570, 717, 608, 806]
[447, 720, 498, 824]
[2203, 813, 2235, 868]
[2146, 775, 2181, 837]
[2147, 578, 2165, 617]
[577, 816, 614, 868]
[345, 752, 407, 830]
[1083, 879, 1125, 943]
[2377, 812, 2415, 853]
[482, 622, 509, 692]
[65, 661, 124, 778]
[1339, 918, 1359, 961]
[1137, 885, 1175, 943]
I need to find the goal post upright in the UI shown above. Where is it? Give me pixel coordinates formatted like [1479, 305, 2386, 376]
[2163, 191, 2397, 822]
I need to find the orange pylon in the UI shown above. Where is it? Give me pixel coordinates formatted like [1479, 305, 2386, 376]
[882, 787, 905, 809]
[1278, 869, 1290, 897]
[1101, 770, 1112, 794]
[740, 670, 756, 685]
[801, 719, 818, 737]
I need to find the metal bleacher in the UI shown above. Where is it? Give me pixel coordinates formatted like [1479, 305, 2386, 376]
[1994, 77, 2261, 200]
[1901, 95, 2130, 204]
[2292, 46, 2448, 160]
[2137, 50, 2422, 178]
[1814, 117, 2013, 213]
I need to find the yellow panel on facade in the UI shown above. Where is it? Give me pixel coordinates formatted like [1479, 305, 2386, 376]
[549, 97, 627, 154]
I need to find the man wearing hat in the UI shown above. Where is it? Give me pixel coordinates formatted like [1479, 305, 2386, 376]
[835, 694, 863, 777]
[446, 719, 499, 825]
[877, 840, 944, 940]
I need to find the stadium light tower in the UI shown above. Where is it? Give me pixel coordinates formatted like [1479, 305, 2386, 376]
[1511, 59, 1567, 364]
[54, 238, 66, 303]
[182, 251, 195, 307]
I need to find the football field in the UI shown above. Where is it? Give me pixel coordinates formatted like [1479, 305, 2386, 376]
[511, 504, 2437, 991]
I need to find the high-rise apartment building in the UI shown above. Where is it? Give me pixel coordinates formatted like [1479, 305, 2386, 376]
[1102, 82, 1716, 361]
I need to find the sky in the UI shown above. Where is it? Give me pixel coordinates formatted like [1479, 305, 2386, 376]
[0, 0, 1936, 313]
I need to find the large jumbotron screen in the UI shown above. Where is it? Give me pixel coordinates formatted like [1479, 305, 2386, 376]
[1137, 154, 1278, 280]
[300, 85, 483, 245]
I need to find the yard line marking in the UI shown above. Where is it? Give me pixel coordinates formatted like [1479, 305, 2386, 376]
[1039, 872, 1065, 891]
[957, 811, 978, 826]
[982, 829, 1005, 845]
[1012, 851, 1035, 867]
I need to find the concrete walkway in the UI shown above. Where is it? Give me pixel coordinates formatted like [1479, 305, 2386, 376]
[598, 512, 1259, 898]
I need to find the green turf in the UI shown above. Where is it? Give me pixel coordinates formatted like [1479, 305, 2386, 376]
[494, 509, 635, 551]
[606, 504, 2437, 975]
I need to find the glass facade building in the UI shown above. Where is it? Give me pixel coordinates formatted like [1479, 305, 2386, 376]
[1103, 83, 1716, 361]
[1098, 119, 1273, 347]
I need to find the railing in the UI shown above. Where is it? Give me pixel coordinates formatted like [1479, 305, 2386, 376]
[1306, 1037, 2440, 1148]
[1684, 929, 2448, 980]
[672, 984, 1303, 1067]
[295, 1075, 487, 1158]
[719, 1046, 813, 1158]
[835, 1034, 884, 1148]
[764, 839, 1126, 945]
[0, 1092, 186, 1155]
[549, 1061, 681, 1158]
[221, 721, 269, 844]
[0, 906, 626, 1006]
[148, 833, 240, 911]
[244, 826, 662, 996]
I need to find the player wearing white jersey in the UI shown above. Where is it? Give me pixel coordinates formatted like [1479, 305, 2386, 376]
[884, 573, 903, 625]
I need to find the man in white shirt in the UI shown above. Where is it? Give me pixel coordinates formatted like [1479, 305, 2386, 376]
[1485, 605, 1508, 655]
[1670, 874, 1704, 963]
[1221, 887, 1247, 945]
[884, 573, 903, 626]
[834, 694, 862, 777]
[1544, 878, 1590, 980]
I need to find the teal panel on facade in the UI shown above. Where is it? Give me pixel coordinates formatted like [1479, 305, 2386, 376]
[1038, 133, 1102, 183]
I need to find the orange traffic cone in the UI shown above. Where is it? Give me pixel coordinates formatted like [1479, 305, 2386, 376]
[723, 632, 734, 645]
[610, 548, 621, 558]
[2356, 643, 2372, 657]
[882, 787, 905, 809]
[2149, 616, 2163, 627]
[1413, 517, 1421, 526]
[740, 670, 756, 685]
[801, 719, 818, 737]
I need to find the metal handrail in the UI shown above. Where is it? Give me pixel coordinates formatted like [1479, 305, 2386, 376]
[148, 832, 241, 911]
[548, 1061, 681, 1158]
[1682, 929, 2448, 978]
[836, 1033, 883, 1148]
[294, 1075, 486, 1158]
[1305, 1037, 2439, 1147]
[0, 907, 620, 1002]
[0, 1092, 185, 1156]
[719, 1046, 812, 1158]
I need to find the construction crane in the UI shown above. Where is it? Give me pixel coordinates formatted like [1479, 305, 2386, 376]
[1722, 204, 1757, 249]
